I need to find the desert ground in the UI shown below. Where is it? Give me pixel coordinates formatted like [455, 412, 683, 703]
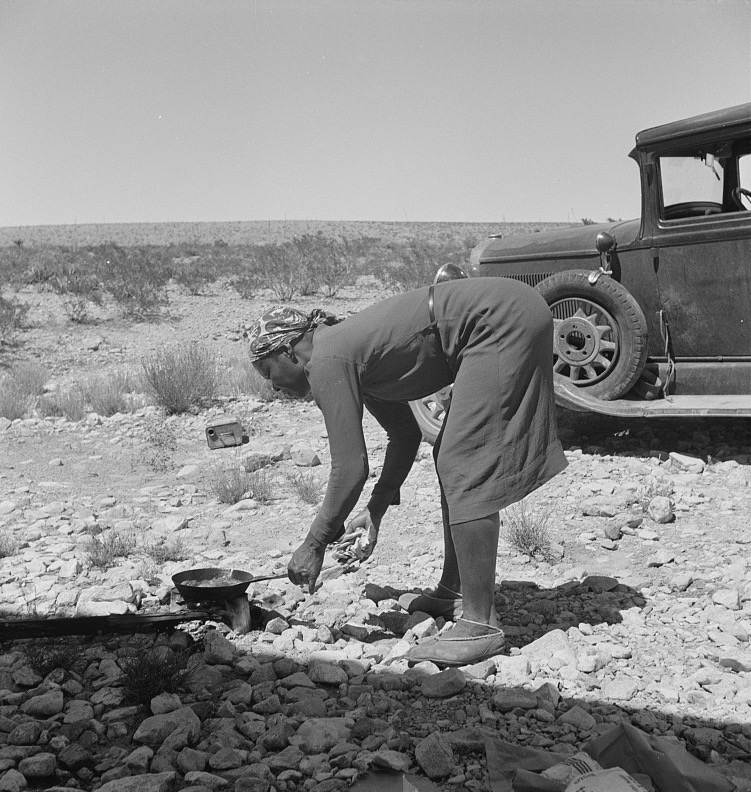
[0, 223, 750, 791]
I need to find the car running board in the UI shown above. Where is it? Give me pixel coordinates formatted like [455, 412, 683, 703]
[553, 375, 751, 418]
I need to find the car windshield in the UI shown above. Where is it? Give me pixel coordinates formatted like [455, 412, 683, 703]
[660, 154, 724, 208]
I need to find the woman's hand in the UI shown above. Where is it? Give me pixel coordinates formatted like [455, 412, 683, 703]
[336, 509, 381, 561]
[288, 537, 326, 594]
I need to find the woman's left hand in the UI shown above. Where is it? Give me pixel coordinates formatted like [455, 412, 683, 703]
[335, 509, 380, 561]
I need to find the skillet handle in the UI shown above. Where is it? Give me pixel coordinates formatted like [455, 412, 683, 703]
[248, 564, 349, 585]
[248, 572, 289, 583]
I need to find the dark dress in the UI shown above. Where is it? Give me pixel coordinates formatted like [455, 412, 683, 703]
[305, 277, 568, 544]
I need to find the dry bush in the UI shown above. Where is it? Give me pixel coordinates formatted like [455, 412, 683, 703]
[289, 471, 321, 504]
[501, 499, 556, 562]
[50, 268, 102, 324]
[0, 294, 30, 345]
[11, 363, 48, 396]
[37, 387, 86, 421]
[120, 647, 194, 706]
[637, 477, 673, 511]
[247, 469, 274, 503]
[0, 363, 49, 421]
[85, 529, 137, 570]
[82, 369, 139, 416]
[143, 535, 189, 565]
[141, 343, 219, 414]
[293, 233, 360, 297]
[208, 464, 252, 505]
[0, 378, 31, 421]
[24, 640, 83, 676]
[141, 413, 179, 472]
[0, 532, 19, 559]
[88, 244, 171, 320]
[382, 238, 472, 292]
[222, 355, 284, 402]
[136, 559, 162, 587]
[208, 465, 275, 504]
[250, 242, 301, 301]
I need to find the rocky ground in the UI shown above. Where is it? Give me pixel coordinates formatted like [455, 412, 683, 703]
[0, 281, 750, 791]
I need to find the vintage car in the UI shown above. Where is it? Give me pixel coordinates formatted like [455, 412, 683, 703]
[410, 102, 751, 442]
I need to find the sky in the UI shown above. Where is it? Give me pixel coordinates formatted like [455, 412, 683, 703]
[1, 0, 750, 227]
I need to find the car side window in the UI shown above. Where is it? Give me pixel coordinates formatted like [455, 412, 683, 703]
[659, 154, 725, 220]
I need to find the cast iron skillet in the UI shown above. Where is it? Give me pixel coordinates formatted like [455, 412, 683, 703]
[171, 567, 288, 603]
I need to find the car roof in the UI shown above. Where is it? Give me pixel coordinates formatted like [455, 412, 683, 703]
[634, 102, 751, 149]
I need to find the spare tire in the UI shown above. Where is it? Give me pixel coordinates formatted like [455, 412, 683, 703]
[536, 270, 648, 400]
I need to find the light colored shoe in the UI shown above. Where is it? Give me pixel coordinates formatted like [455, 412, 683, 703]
[405, 618, 505, 668]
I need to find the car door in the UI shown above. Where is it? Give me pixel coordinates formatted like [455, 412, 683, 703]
[652, 152, 751, 359]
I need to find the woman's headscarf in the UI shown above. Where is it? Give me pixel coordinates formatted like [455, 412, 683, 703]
[244, 307, 340, 362]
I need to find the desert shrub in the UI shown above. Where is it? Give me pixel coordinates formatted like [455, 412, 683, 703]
[222, 354, 284, 402]
[136, 559, 162, 587]
[208, 464, 252, 504]
[289, 471, 321, 504]
[0, 294, 30, 345]
[10, 363, 48, 397]
[250, 242, 301, 301]
[170, 253, 225, 295]
[381, 238, 470, 292]
[231, 270, 255, 300]
[141, 342, 219, 413]
[0, 532, 19, 558]
[293, 233, 358, 297]
[85, 529, 136, 570]
[25, 640, 83, 676]
[143, 535, 189, 564]
[37, 387, 86, 421]
[91, 244, 171, 320]
[0, 363, 49, 420]
[50, 267, 102, 324]
[247, 469, 274, 503]
[637, 476, 673, 511]
[141, 413, 179, 472]
[82, 369, 139, 416]
[0, 378, 29, 421]
[120, 647, 194, 706]
[501, 499, 555, 562]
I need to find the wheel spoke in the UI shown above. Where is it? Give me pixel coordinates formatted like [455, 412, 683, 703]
[593, 353, 612, 368]
[569, 365, 582, 380]
[553, 358, 567, 373]
[598, 340, 617, 353]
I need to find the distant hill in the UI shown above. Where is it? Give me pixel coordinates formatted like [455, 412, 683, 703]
[0, 219, 574, 248]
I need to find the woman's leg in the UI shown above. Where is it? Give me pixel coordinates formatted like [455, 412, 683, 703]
[447, 513, 500, 635]
[436, 486, 461, 594]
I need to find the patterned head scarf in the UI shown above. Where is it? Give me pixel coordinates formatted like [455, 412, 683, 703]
[244, 307, 340, 362]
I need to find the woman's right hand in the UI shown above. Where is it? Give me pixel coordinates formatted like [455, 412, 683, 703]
[288, 537, 326, 594]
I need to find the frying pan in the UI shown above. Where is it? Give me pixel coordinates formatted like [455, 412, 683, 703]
[171, 567, 288, 603]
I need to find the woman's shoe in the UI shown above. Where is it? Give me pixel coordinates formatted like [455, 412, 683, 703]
[405, 618, 505, 667]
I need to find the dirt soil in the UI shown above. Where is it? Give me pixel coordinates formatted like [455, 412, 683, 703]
[1, 279, 751, 790]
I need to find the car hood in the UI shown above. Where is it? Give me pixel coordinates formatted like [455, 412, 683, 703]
[470, 219, 640, 267]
